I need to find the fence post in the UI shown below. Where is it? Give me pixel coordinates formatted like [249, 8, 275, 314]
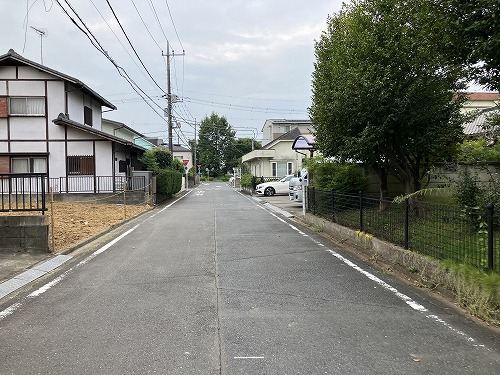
[359, 191, 363, 232]
[404, 198, 409, 250]
[487, 203, 494, 271]
[41, 174, 46, 214]
[50, 187, 55, 253]
[311, 187, 316, 215]
[331, 190, 335, 222]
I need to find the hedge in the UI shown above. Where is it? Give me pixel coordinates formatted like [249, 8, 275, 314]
[156, 169, 182, 197]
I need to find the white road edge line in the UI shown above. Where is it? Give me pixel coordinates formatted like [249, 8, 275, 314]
[1, 191, 192, 321]
[159, 190, 192, 212]
[253, 198, 482, 347]
[0, 225, 139, 321]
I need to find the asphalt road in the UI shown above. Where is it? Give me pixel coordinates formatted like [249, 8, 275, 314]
[0, 182, 499, 374]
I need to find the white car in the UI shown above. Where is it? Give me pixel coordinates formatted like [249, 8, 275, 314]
[288, 176, 302, 201]
[288, 168, 308, 202]
[255, 175, 294, 196]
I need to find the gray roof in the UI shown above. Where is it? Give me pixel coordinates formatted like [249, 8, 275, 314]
[463, 107, 499, 136]
[173, 144, 191, 152]
[53, 113, 145, 151]
[102, 118, 147, 138]
[262, 127, 302, 148]
[0, 49, 116, 110]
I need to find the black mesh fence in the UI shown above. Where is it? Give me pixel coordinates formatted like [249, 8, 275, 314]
[307, 187, 500, 273]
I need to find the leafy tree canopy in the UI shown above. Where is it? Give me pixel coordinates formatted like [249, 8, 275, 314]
[310, 0, 468, 195]
[140, 147, 173, 171]
[198, 113, 236, 177]
[436, 0, 500, 91]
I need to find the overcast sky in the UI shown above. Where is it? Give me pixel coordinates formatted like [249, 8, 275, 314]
[0, 0, 342, 145]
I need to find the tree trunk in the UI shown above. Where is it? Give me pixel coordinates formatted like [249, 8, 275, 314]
[371, 165, 389, 211]
[378, 168, 389, 211]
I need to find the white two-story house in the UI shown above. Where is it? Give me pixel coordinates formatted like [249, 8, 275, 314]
[242, 120, 313, 177]
[0, 49, 148, 193]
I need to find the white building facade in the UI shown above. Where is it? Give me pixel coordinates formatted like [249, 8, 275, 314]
[0, 49, 147, 192]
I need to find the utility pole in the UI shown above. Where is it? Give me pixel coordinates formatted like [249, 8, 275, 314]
[194, 119, 199, 184]
[162, 41, 184, 153]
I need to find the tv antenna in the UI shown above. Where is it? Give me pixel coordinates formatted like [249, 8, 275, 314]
[30, 26, 47, 64]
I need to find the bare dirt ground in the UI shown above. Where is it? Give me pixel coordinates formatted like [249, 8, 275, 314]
[47, 202, 151, 252]
[0, 202, 152, 284]
[2, 202, 151, 253]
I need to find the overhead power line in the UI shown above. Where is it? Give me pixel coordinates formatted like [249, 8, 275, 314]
[163, 0, 184, 51]
[54, 0, 168, 123]
[130, 0, 163, 50]
[105, 0, 167, 96]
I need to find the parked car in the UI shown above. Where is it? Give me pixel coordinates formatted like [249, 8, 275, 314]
[289, 168, 308, 202]
[255, 175, 294, 196]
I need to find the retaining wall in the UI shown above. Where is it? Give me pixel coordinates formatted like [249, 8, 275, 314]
[0, 215, 49, 254]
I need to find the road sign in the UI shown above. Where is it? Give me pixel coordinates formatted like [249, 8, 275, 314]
[182, 160, 189, 166]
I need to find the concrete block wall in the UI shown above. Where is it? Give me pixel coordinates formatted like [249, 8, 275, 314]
[0, 215, 49, 254]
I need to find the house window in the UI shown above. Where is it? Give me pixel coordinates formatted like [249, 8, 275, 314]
[11, 157, 47, 173]
[279, 125, 290, 133]
[84, 106, 93, 127]
[67, 155, 95, 175]
[271, 162, 290, 177]
[9, 97, 45, 116]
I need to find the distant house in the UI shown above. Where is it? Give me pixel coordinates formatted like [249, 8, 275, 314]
[172, 144, 193, 171]
[243, 127, 309, 177]
[261, 119, 313, 145]
[0, 49, 148, 193]
[462, 92, 499, 113]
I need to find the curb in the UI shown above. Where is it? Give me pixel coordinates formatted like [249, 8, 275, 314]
[0, 190, 190, 301]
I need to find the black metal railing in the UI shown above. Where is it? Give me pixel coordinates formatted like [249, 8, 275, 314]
[0, 173, 47, 213]
[307, 187, 500, 273]
[48, 176, 146, 193]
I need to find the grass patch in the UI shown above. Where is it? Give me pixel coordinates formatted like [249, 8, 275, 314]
[440, 261, 500, 324]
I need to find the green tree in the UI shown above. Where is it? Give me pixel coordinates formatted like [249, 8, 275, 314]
[225, 138, 262, 173]
[140, 147, 173, 171]
[198, 113, 236, 176]
[436, 0, 500, 91]
[310, 0, 468, 198]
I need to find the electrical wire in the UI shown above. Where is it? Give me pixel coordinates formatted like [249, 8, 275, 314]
[130, 0, 162, 50]
[105, 0, 167, 96]
[54, 0, 168, 123]
[89, 0, 164, 95]
[163, 0, 184, 52]
[147, 0, 169, 42]
[184, 97, 308, 114]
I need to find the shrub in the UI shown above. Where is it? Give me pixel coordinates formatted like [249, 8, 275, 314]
[453, 167, 483, 208]
[240, 173, 254, 188]
[305, 158, 368, 193]
[156, 169, 182, 197]
[140, 148, 173, 171]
